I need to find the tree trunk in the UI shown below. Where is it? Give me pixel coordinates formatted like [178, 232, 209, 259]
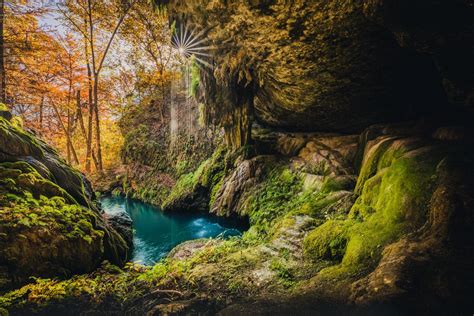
[0, 0, 5, 104]
[67, 109, 71, 163]
[76, 90, 98, 170]
[51, 100, 79, 164]
[39, 95, 44, 134]
[66, 109, 79, 165]
[85, 64, 94, 173]
[93, 76, 103, 172]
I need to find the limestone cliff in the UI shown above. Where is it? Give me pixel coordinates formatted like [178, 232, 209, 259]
[163, 0, 473, 148]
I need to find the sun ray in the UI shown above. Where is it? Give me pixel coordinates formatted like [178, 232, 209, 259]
[186, 45, 216, 52]
[187, 50, 212, 58]
[171, 22, 213, 69]
[183, 27, 209, 48]
[184, 38, 212, 50]
[182, 24, 190, 48]
[179, 25, 185, 50]
[193, 56, 213, 69]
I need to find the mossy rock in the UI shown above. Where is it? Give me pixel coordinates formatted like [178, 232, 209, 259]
[162, 145, 228, 212]
[304, 220, 349, 261]
[0, 118, 130, 290]
[0, 117, 94, 208]
[316, 138, 445, 277]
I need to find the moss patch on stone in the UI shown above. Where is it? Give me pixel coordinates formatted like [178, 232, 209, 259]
[303, 220, 349, 261]
[0, 121, 129, 290]
[0, 161, 76, 205]
[243, 167, 302, 238]
[312, 140, 443, 278]
[162, 145, 228, 211]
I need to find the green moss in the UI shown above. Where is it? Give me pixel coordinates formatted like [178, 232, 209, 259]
[354, 137, 395, 194]
[209, 175, 225, 206]
[162, 145, 228, 210]
[0, 162, 77, 205]
[197, 145, 228, 194]
[270, 258, 295, 287]
[316, 144, 442, 278]
[0, 192, 103, 242]
[303, 220, 348, 261]
[0, 237, 245, 313]
[244, 167, 302, 238]
[0, 262, 148, 312]
[189, 55, 200, 97]
[292, 191, 334, 217]
[162, 172, 196, 207]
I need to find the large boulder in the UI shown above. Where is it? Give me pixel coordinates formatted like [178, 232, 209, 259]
[0, 115, 130, 290]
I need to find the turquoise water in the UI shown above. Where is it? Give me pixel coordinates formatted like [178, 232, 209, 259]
[100, 196, 245, 265]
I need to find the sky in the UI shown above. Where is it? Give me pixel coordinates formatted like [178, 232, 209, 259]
[37, 5, 67, 36]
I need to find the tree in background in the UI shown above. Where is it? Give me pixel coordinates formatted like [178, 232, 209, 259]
[60, 0, 137, 173]
[121, 2, 175, 121]
[1, 1, 47, 109]
[2, 0, 180, 176]
[0, 0, 5, 104]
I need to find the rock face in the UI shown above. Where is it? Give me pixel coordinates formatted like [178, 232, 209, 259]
[0, 115, 130, 290]
[157, 120, 474, 313]
[211, 155, 274, 217]
[152, 1, 474, 312]
[350, 141, 474, 311]
[165, 0, 473, 136]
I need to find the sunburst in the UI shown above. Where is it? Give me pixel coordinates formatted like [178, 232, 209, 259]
[172, 23, 214, 69]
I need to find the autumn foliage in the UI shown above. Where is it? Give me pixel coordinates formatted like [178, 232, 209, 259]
[0, 0, 177, 175]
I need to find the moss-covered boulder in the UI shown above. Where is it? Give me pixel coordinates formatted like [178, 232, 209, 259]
[0, 116, 94, 208]
[0, 115, 130, 290]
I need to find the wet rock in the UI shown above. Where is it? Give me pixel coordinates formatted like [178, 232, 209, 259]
[211, 156, 275, 217]
[268, 215, 317, 259]
[163, 185, 210, 213]
[293, 135, 359, 176]
[302, 173, 325, 192]
[106, 211, 133, 251]
[168, 239, 221, 261]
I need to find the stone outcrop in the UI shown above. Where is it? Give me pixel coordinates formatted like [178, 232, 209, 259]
[165, 0, 473, 138]
[350, 145, 474, 311]
[154, 120, 474, 314]
[0, 114, 131, 290]
[211, 155, 274, 217]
